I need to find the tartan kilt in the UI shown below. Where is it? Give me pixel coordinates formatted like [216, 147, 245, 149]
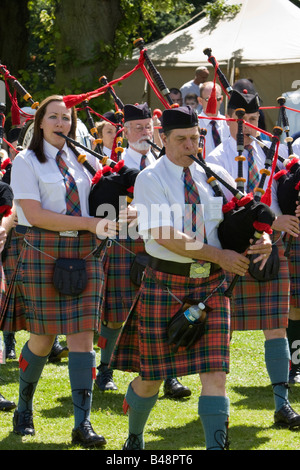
[1, 228, 26, 328]
[0, 228, 104, 335]
[285, 235, 300, 308]
[111, 265, 230, 381]
[101, 236, 145, 323]
[230, 237, 289, 331]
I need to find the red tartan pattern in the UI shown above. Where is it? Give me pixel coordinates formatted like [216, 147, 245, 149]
[101, 236, 145, 323]
[230, 237, 289, 331]
[111, 266, 230, 380]
[0, 229, 104, 335]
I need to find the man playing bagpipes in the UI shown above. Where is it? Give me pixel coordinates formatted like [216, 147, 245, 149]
[110, 105, 271, 450]
[96, 103, 191, 399]
[206, 83, 300, 429]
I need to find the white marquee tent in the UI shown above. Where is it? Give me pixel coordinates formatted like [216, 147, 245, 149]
[114, 0, 300, 131]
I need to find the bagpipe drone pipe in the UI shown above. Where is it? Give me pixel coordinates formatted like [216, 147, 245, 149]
[193, 125, 283, 297]
[272, 96, 300, 257]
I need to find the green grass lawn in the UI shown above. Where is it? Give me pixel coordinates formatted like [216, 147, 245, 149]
[0, 329, 300, 451]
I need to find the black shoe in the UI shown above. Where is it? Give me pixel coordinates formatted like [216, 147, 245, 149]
[48, 338, 68, 363]
[13, 409, 35, 436]
[95, 364, 118, 391]
[163, 378, 191, 399]
[289, 365, 300, 384]
[274, 403, 300, 429]
[123, 433, 143, 450]
[0, 393, 16, 412]
[72, 419, 106, 448]
[4, 333, 16, 360]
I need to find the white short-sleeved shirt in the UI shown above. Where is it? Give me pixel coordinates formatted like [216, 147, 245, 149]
[198, 111, 231, 157]
[134, 154, 236, 263]
[122, 146, 156, 170]
[180, 80, 200, 101]
[11, 140, 101, 226]
[206, 136, 282, 217]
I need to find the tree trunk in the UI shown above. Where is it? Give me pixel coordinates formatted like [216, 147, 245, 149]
[55, 0, 123, 94]
[0, 0, 29, 74]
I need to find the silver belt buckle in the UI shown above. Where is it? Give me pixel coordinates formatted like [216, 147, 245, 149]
[59, 230, 79, 237]
[189, 262, 211, 279]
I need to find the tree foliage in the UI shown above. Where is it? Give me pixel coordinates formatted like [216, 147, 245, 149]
[1, 0, 241, 114]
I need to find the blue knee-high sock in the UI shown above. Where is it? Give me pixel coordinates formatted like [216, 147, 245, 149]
[198, 396, 230, 450]
[68, 351, 96, 428]
[99, 323, 122, 366]
[124, 383, 158, 449]
[18, 341, 48, 413]
[265, 338, 290, 411]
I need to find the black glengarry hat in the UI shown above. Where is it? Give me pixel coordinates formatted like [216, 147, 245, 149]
[102, 111, 118, 124]
[228, 89, 260, 114]
[161, 105, 198, 132]
[124, 103, 152, 122]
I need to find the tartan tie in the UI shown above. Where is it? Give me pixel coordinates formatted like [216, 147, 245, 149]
[56, 150, 82, 216]
[140, 154, 147, 170]
[210, 120, 221, 147]
[245, 144, 260, 193]
[183, 167, 206, 243]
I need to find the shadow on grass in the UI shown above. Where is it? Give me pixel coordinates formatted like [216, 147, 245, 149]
[0, 431, 75, 450]
[144, 419, 271, 451]
[231, 385, 300, 410]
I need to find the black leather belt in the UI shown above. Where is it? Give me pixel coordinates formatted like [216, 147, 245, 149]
[148, 255, 221, 278]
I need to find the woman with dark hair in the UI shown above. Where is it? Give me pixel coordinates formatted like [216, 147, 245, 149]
[1, 95, 118, 448]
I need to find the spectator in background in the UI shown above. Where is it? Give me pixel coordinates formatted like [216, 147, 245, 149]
[198, 81, 230, 157]
[169, 88, 183, 106]
[184, 92, 200, 113]
[180, 67, 209, 103]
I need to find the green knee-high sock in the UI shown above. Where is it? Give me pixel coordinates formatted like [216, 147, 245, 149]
[265, 338, 290, 411]
[68, 351, 96, 428]
[198, 396, 230, 450]
[287, 319, 300, 368]
[124, 383, 158, 449]
[18, 341, 49, 413]
[98, 322, 122, 366]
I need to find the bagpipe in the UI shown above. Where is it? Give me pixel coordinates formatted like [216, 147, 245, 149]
[54, 131, 139, 220]
[203, 48, 300, 260]
[192, 122, 281, 297]
[271, 96, 300, 256]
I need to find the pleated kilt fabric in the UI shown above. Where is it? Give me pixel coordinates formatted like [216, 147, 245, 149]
[1, 228, 26, 329]
[0, 228, 104, 335]
[101, 236, 145, 323]
[285, 236, 300, 309]
[111, 266, 230, 381]
[230, 236, 290, 331]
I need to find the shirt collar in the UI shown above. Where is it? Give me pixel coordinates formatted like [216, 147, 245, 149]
[127, 145, 151, 159]
[43, 139, 69, 159]
[163, 154, 197, 179]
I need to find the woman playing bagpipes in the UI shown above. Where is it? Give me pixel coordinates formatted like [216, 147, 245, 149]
[110, 105, 271, 450]
[206, 82, 300, 430]
[0, 95, 118, 447]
